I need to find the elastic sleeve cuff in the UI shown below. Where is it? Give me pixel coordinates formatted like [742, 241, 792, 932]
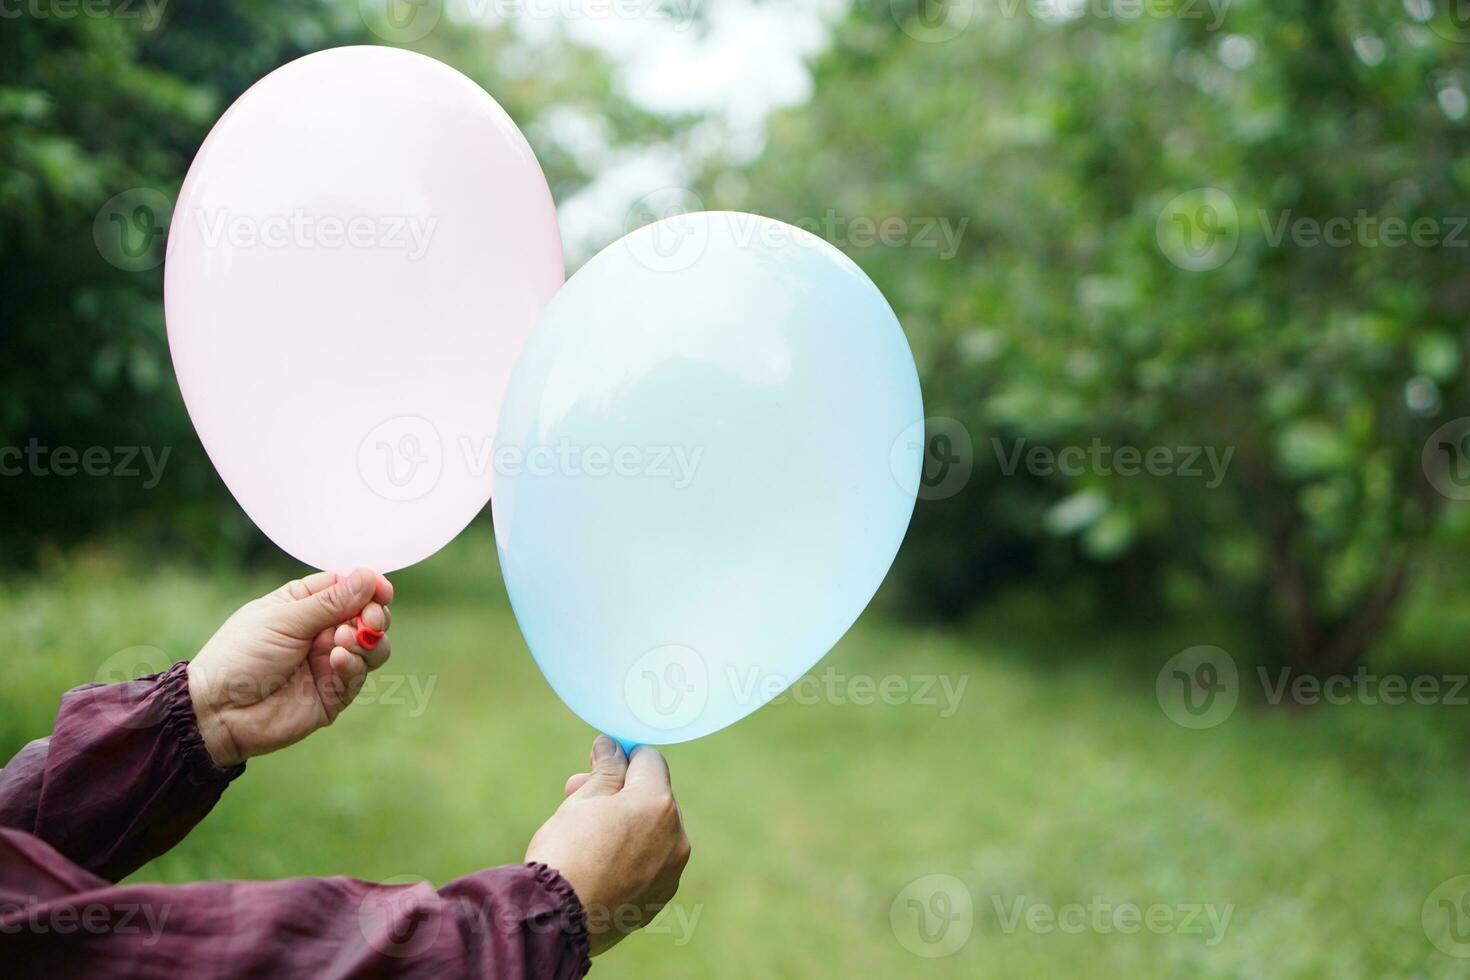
[156, 662, 245, 787]
[526, 861, 591, 976]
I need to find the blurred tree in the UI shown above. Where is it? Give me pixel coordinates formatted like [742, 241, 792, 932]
[0, 0, 669, 562]
[716, 0, 1470, 670]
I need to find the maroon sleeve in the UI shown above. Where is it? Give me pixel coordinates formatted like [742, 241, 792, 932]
[0, 828, 591, 979]
[0, 662, 243, 883]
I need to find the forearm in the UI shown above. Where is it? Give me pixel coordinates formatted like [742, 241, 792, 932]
[0, 829, 589, 979]
[0, 663, 241, 882]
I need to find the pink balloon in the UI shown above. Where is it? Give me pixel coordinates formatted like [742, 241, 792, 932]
[165, 46, 563, 573]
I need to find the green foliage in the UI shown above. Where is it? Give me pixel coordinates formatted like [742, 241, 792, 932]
[720, 0, 1470, 666]
[0, 2, 369, 558]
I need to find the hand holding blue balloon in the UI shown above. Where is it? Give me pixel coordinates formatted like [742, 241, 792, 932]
[493, 211, 924, 745]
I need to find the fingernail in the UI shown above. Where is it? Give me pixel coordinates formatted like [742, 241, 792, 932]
[593, 735, 616, 760]
[345, 570, 365, 592]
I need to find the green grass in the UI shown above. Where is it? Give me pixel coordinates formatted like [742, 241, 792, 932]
[7, 525, 1470, 978]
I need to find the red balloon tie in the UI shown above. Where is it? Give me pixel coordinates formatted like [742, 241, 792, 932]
[355, 615, 385, 650]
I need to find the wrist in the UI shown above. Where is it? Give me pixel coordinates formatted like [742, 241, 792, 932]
[187, 662, 245, 768]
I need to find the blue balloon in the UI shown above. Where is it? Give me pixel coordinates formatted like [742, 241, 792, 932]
[493, 211, 924, 746]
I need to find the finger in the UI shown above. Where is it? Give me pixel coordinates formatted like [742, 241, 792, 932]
[309, 624, 337, 659]
[332, 622, 392, 670]
[564, 772, 591, 797]
[625, 745, 672, 794]
[572, 735, 628, 798]
[373, 573, 394, 606]
[280, 569, 377, 637]
[270, 570, 339, 603]
[360, 633, 391, 670]
[359, 601, 389, 634]
[325, 646, 369, 714]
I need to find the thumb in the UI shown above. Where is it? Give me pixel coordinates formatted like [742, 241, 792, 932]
[572, 735, 628, 798]
[277, 569, 376, 637]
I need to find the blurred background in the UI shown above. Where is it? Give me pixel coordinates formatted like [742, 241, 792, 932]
[6, 0, 1470, 976]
